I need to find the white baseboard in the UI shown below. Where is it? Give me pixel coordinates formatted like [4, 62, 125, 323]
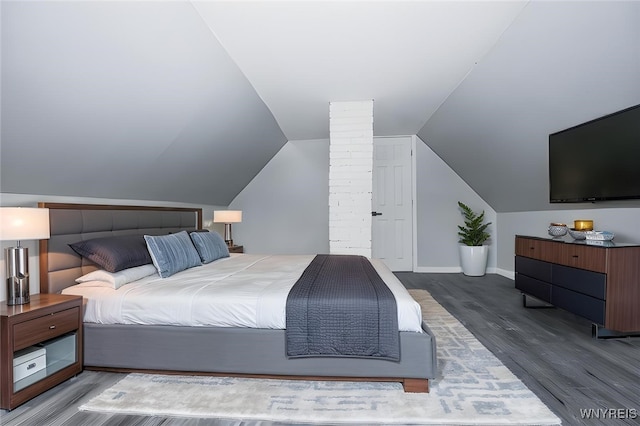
[496, 268, 515, 280]
[413, 266, 516, 280]
[412, 266, 462, 273]
[411, 266, 503, 275]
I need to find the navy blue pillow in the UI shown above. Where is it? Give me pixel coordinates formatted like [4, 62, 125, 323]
[144, 231, 202, 278]
[69, 235, 152, 273]
[189, 231, 230, 263]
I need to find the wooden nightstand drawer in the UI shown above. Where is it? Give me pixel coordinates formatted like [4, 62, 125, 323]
[13, 307, 80, 351]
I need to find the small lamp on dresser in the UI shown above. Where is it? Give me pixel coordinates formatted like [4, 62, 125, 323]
[213, 210, 242, 247]
[0, 207, 50, 305]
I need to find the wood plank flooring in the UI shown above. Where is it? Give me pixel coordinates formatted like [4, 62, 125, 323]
[399, 273, 640, 426]
[1, 273, 639, 425]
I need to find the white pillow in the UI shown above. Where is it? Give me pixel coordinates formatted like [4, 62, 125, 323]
[75, 264, 158, 289]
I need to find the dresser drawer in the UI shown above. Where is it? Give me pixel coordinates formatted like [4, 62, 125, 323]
[13, 307, 79, 351]
[552, 286, 606, 325]
[515, 274, 552, 303]
[515, 237, 559, 263]
[559, 244, 606, 273]
[515, 256, 552, 282]
[552, 264, 606, 300]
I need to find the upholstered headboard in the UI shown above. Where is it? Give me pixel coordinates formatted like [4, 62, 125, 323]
[39, 203, 202, 294]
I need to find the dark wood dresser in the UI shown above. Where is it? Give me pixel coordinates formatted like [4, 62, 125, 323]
[515, 235, 640, 337]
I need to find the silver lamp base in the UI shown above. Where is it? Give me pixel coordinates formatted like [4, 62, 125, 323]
[6, 276, 30, 305]
[224, 223, 234, 247]
[5, 246, 30, 306]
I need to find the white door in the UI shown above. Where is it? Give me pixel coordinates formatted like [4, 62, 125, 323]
[372, 136, 413, 271]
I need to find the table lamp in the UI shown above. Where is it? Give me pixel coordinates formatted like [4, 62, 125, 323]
[0, 207, 50, 305]
[213, 210, 242, 246]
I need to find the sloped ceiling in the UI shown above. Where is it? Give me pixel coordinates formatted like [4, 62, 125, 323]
[418, 1, 640, 212]
[1, 0, 288, 205]
[1, 1, 639, 211]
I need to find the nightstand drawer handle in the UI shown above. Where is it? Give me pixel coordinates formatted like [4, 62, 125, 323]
[49, 325, 56, 329]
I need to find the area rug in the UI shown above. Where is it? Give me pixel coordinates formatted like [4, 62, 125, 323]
[79, 289, 561, 425]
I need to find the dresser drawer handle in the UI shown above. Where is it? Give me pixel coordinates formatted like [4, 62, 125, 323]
[49, 325, 56, 329]
[572, 255, 579, 258]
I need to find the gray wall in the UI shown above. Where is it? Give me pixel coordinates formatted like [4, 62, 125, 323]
[414, 138, 496, 272]
[229, 139, 330, 255]
[229, 136, 498, 273]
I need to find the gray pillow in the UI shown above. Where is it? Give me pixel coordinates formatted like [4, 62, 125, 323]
[144, 231, 202, 278]
[189, 231, 230, 263]
[69, 235, 152, 273]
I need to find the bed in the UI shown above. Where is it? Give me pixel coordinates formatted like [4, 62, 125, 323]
[39, 203, 437, 392]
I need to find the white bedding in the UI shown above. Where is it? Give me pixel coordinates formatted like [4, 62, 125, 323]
[62, 254, 424, 332]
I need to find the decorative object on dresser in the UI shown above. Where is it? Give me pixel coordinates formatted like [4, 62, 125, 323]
[514, 235, 640, 338]
[0, 293, 83, 410]
[573, 220, 593, 231]
[567, 228, 587, 240]
[585, 231, 615, 241]
[213, 210, 242, 246]
[567, 220, 594, 240]
[547, 223, 567, 238]
[456, 202, 491, 276]
[0, 207, 50, 305]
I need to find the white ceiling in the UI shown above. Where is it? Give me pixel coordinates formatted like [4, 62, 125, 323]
[194, 0, 528, 139]
[1, 1, 639, 211]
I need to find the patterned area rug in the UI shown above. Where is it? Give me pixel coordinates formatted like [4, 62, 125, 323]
[80, 289, 560, 425]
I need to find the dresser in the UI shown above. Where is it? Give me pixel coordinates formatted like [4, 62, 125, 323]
[514, 235, 640, 337]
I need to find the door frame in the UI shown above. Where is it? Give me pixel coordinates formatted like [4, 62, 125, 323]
[410, 135, 418, 272]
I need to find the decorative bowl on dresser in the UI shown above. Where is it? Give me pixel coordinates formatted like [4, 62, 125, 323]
[514, 235, 640, 338]
[547, 223, 568, 237]
[1, 294, 83, 410]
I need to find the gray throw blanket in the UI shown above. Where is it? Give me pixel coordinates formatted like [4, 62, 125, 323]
[286, 254, 400, 361]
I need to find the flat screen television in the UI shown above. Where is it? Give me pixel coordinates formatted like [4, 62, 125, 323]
[549, 104, 640, 203]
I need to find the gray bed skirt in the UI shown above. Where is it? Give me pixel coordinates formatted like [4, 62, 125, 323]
[83, 321, 437, 381]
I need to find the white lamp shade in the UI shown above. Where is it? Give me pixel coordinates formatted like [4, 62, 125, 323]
[213, 210, 242, 224]
[0, 207, 50, 241]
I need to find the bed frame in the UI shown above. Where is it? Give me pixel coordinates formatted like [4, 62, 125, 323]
[39, 202, 437, 392]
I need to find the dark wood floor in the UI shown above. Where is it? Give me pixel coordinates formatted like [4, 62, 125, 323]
[399, 272, 640, 426]
[2, 273, 639, 425]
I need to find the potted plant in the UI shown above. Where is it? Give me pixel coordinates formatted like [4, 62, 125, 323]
[457, 201, 491, 276]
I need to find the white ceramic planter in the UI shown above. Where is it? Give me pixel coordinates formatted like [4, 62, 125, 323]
[459, 245, 489, 276]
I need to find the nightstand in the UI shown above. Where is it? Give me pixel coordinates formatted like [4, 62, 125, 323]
[1, 294, 83, 410]
[228, 245, 244, 253]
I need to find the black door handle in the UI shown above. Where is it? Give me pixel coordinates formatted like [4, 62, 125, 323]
[372, 212, 383, 216]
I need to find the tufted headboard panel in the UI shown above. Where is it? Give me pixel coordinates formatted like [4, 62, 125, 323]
[39, 203, 202, 294]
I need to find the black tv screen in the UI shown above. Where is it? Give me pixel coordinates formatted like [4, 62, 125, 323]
[549, 104, 640, 203]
